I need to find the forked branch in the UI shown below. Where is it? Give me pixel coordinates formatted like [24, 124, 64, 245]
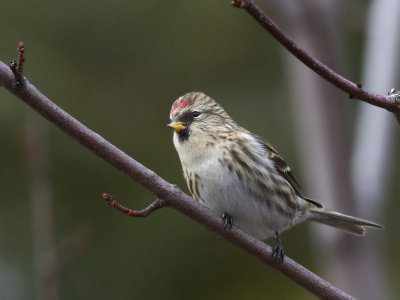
[0, 46, 353, 299]
[231, 0, 400, 123]
[103, 193, 166, 217]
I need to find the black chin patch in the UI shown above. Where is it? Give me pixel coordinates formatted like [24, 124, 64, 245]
[175, 110, 194, 142]
[178, 129, 190, 142]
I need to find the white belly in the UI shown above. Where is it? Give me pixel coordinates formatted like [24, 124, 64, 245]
[192, 156, 300, 240]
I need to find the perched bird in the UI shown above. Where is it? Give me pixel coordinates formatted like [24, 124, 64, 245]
[168, 92, 382, 262]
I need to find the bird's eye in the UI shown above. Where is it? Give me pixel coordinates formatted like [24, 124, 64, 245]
[192, 111, 201, 117]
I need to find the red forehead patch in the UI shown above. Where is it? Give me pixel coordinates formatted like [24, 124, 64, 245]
[170, 98, 191, 115]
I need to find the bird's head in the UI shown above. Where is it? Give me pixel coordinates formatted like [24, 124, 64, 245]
[168, 92, 235, 142]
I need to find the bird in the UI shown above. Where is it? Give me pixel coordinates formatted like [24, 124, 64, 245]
[167, 92, 382, 262]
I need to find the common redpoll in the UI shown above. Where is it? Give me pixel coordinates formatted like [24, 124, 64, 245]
[168, 92, 382, 262]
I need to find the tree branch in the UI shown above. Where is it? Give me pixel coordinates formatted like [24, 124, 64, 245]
[231, 0, 400, 120]
[0, 59, 353, 299]
[103, 193, 166, 217]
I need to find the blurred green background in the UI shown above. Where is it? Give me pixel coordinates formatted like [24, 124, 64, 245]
[1, 0, 399, 299]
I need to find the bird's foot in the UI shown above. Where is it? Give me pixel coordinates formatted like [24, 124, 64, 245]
[271, 231, 284, 264]
[222, 212, 233, 231]
[272, 243, 285, 264]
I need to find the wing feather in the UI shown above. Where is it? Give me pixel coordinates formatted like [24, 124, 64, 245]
[252, 134, 324, 208]
[252, 134, 303, 197]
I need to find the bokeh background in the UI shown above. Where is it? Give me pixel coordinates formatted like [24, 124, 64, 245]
[1, 0, 399, 299]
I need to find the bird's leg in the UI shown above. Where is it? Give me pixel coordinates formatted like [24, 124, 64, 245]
[271, 230, 285, 264]
[222, 212, 233, 231]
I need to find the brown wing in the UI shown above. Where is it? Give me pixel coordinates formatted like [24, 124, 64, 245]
[269, 151, 303, 197]
[254, 135, 324, 208]
[253, 135, 302, 197]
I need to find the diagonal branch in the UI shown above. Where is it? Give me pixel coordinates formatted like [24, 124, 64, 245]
[0, 59, 352, 299]
[103, 193, 166, 217]
[231, 0, 400, 122]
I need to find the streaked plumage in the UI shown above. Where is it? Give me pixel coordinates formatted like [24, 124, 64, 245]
[168, 92, 382, 247]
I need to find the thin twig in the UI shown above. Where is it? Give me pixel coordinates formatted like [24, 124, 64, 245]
[231, 0, 400, 120]
[0, 58, 353, 299]
[9, 42, 25, 85]
[9, 59, 22, 85]
[17, 42, 25, 74]
[103, 193, 165, 217]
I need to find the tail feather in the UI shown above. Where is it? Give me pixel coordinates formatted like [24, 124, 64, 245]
[308, 209, 383, 235]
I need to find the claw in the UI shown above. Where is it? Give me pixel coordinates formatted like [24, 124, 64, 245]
[222, 212, 233, 231]
[271, 231, 284, 264]
[272, 244, 285, 264]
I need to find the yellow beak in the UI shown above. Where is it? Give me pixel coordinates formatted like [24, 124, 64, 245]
[167, 121, 187, 133]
